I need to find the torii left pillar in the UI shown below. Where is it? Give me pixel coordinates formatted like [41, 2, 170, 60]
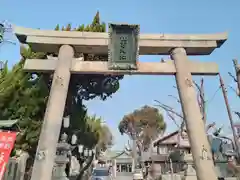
[31, 45, 74, 180]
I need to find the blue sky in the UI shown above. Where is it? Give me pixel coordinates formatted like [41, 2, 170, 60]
[1, 0, 240, 150]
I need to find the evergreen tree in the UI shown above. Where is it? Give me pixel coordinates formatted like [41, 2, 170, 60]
[55, 24, 60, 31]
[65, 23, 71, 31]
[0, 49, 48, 157]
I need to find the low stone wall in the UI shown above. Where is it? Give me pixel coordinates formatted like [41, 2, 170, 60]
[3, 152, 29, 180]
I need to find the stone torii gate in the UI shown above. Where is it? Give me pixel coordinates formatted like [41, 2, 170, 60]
[14, 25, 227, 180]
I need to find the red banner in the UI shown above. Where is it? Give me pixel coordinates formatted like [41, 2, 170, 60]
[0, 131, 17, 180]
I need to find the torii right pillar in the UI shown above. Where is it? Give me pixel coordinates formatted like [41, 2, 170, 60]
[171, 47, 217, 180]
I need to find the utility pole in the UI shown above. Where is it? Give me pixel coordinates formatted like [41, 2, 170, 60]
[219, 74, 240, 163]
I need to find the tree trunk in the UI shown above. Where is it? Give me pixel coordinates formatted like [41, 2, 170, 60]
[76, 154, 94, 180]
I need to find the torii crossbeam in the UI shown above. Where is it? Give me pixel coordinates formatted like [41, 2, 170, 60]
[14, 25, 227, 180]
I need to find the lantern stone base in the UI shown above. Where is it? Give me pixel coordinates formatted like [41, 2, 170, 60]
[184, 165, 197, 180]
[52, 163, 69, 180]
[183, 154, 197, 180]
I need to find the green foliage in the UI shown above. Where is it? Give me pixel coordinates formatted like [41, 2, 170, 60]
[0, 50, 49, 156]
[118, 105, 166, 150]
[0, 11, 117, 157]
[75, 114, 113, 151]
[55, 24, 60, 31]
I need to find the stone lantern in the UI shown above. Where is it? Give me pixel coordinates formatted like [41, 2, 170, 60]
[52, 133, 70, 180]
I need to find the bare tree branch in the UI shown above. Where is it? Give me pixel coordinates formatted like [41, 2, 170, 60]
[155, 78, 215, 133]
[168, 95, 180, 103]
[232, 59, 240, 98]
[234, 111, 240, 120]
[154, 100, 183, 119]
[166, 111, 180, 128]
[228, 72, 238, 83]
[154, 79, 216, 149]
[167, 79, 206, 124]
[206, 122, 216, 133]
[154, 100, 185, 145]
[200, 78, 206, 124]
[193, 79, 205, 117]
[228, 85, 239, 96]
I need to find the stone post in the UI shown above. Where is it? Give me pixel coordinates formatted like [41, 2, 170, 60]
[171, 48, 217, 180]
[112, 159, 116, 178]
[31, 45, 74, 180]
[18, 152, 29, 180]
[131, 158, 134, 172]
[183, 154, 197, 180]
